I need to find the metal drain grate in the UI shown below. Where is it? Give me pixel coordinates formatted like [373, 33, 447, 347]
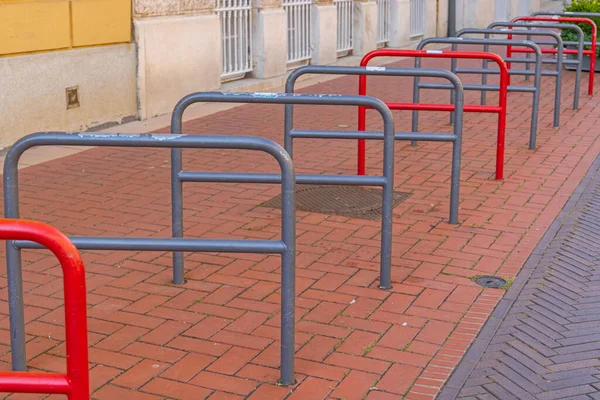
[474, 276, 508, 288]
[259, 185, 411, 220]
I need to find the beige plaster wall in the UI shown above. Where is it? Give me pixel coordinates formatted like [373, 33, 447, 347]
[0, 44, 137, 148]
[135, 14, 222, 119]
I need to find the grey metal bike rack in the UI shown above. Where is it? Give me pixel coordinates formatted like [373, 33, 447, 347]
[4, 131, 297, 383]
[488, 21, 584, 110]
[529, 11, 599, 48]
[171, 92, 395, 299]
[457, 28, 563, 128]
[413, 37, 542, 149]
[283, 65, 465, 225]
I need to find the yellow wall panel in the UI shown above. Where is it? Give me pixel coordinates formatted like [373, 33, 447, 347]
[0, 1, 71, 55]
[71, 0, 132, 47]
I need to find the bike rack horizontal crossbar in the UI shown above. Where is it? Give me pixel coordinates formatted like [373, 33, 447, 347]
[15, 237, 288, 253]
[180, 171, 388, 186]
[419, 83, 536, 92]
[290, 129, 456, 141]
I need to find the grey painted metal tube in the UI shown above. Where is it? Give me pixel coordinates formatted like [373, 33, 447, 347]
[415, 37, 542, 148]
[455, 67, 534, 74]
[455, 67, 558, 76]
[458, 28, 563, 127]
[290, 129, 384, 139]
[283, 65, 464, 227]
[180, 171, 388, 186]
[15, 237, 287, 253]
[3, 132, 297, 382]
[291, 129, 457, 142]
[418, 82, 537, 93]
[532, 11, 600, 18]
[488, 22, 583, 110]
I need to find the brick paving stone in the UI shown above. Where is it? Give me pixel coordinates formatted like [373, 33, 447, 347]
[2, 52, 600, 400]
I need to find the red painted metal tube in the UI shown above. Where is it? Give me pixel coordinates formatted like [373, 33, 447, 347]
[358, 49, 508, 180]
[0, 219, 89, 400]
[513, 16, 597, 95]
[0, 373, 70, 394]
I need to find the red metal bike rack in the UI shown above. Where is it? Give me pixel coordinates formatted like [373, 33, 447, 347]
[359, 49, 509, 180]
[0, 220, 89, 399]
[511, 16, 597, 95]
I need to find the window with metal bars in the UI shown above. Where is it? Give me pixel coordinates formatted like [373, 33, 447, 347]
[376, 0, 391, 45]
[284, 0, 312, 64]
[335, 0, 353, 55]
[217, 0, 253, 80]
[410, 0, 426, 38]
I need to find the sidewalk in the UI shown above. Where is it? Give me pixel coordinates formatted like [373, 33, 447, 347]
[0, 51, 598, 399]
[439, 148, 600, 400]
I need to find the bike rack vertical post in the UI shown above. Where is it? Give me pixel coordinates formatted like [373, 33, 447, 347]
[0, 220, 89, 399]
[284, 65, 464, 224]
[513, 16, 597, 95]
[488, 22, 584, 110]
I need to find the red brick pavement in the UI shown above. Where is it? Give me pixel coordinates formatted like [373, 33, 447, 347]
[1, 50, 599, 399]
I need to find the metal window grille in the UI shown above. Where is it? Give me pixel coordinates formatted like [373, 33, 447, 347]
[410, 0, 426, 37]
[335, 0, 353, 54]
[376, 0, 391, 45]
[284, 0, 312, 63]
[217, 0, 253, 80]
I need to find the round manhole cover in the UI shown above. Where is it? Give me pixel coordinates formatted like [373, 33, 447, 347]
[475, 276, 508, 288]
[259, 185, 411, 220]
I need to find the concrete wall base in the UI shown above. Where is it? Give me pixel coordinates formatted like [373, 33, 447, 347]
[0, 44, 137, 148]
[135, 14, 221, 119]
[312, 4, 338, 64]
[252, 8, 288, 79]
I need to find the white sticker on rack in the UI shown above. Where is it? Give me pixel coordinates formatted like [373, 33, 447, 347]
[366, 66, 386, 71]
[253, 92, 278, 98]
[426, 50, 443, 54]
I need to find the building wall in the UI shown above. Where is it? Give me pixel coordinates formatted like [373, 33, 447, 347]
[133, 0, 222, 119]
[0, 0, 134, 148]
[1, 0, 547, 148]
[0, 45, 137, 148]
